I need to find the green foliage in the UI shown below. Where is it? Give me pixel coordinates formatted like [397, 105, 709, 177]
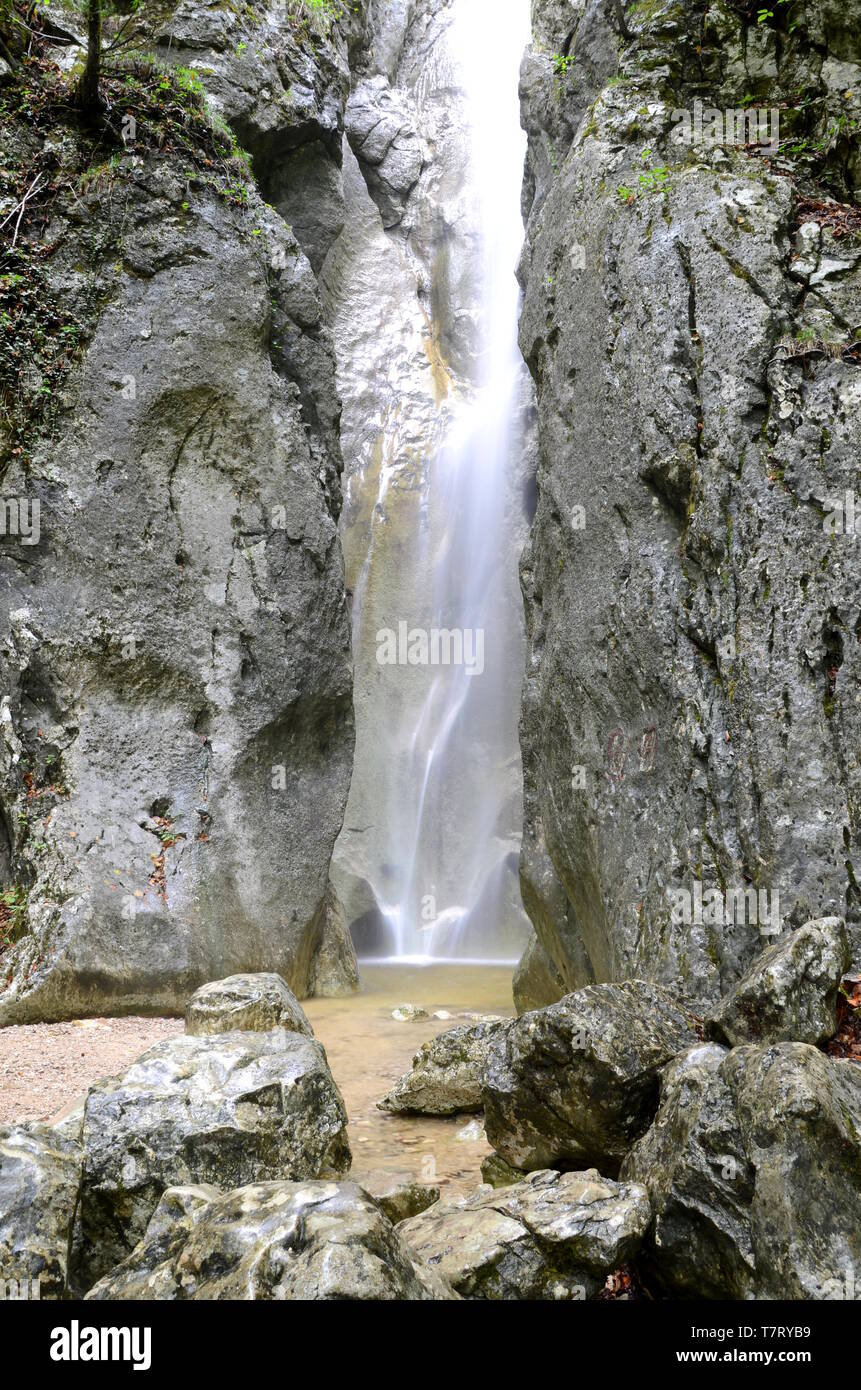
[0, 885, 28, 953]
[552, 53, 575, 77]
[0, 51, 253, 459]
[285, 0, 346, 37]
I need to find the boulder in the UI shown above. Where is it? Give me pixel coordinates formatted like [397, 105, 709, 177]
[359, 1170, 440, 1225]
[706, 917, 850, 1048]
[512, 930, 566, 1014]
[481, 981, 699, 1176]
[480, 1153, 526, 1189]
[398, 1168, 651, 1300]
[0, 1124, 82, 1299]
[308, 884, 360, 998]
[87, 1181, 458, 1300]
[621, 1042, 861, 1299]
[72, 1029, 350, 1290]
[185, 973, 313, 1037]
[85, 1184, 219, 1301]
[379, 1020, 506, 1116]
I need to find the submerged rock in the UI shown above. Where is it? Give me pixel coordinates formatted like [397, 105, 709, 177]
[379, 1020, 506, 1115]
[398, 1168, 650, 1300]
[621, 1041, 861, 1299]
[705, 917, 850, 1048]
[481, 981, 699, 1176]
[72, 1029, 350, 1290]
[87, 1181, 458, 1300]
[0, 1124, 82, 1299]
[185, 973, 313, 1038]
[391, 1004, 429, 1022]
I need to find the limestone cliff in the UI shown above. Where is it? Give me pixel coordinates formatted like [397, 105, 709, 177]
[516, 0, 861, 1008]
[0, 0, 363, 1020]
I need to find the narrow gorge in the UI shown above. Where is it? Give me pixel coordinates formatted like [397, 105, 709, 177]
[0, 0, 859, 1323]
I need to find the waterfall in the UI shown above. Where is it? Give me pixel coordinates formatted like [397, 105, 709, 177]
[327, 0, 534, 964]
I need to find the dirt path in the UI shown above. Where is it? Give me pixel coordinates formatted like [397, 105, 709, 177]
[0, 1017, 183, 1124]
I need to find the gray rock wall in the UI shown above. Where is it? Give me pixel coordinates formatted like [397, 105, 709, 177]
[0, 1, 361, 1021]
[517, 0, 861, 1008]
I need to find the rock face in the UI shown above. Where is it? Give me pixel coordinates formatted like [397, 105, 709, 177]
[622, 1042, 861, 1299]
[185, 973, 313, 1037]
[516, 0, 861, 1010]
[0, 0, 357, 1023]
[706, 917, 850, 1047]
[481, 981, 699, 1176]
[398, 1167, 651, 1300]
[87, 1180, 457, 1300]
[512, 930, 566, 1014]
[72, 1029, 350, 1290]
[379, 1020, 506, 1115]
[0, 1124, 82, 1299]
[308, 883, 360, 998]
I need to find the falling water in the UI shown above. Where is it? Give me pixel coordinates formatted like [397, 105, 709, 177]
[330, 0, 533, 963]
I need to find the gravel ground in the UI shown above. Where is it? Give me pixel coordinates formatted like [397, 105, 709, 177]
[0, 1017, 184, 1124]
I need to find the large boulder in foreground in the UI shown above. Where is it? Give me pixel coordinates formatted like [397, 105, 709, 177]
[72, 1029, 350, 1290]
[379, 1021, 506, 1116]
[398, 1168, 650, 1300]
[0, 1124, 82, 1299]
[481, 981, 698, 1176]
[87, 1181, 457, 1301]
[706, 918, 850, 1048]
[621, 1042, 861, 1299]
[185, 973, 313, 1037]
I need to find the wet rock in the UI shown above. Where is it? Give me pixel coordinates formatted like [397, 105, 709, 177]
[87, 1181, 458, 1300]
[398, 1168, 650, 1300]
[480, 1153, 526, 1190]
[391, 1004, 428, 1022]
[0, 1124, 82, 1299]
[481, 981, 699, 1176]
[517, 0, 861, 1011]
[360, 1170, 440, 1224]
[621, 1042, 861, 1299]
[308, 883, 360, 997]
[0, 2, 355, 1028]
[185, 973, 313, 1038]
[85, 1184, 219, 1301]
[379, 1020, 505, 1115]
[706, 917, 851, 1047]
[513, 930, 566, 1014]
[346, 76, 425, 228]
[72, 1029, 350, 1290]
[455, 1118, 485, 1143]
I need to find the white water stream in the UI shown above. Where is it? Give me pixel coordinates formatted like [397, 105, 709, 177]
[330, 0, 533, 963]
